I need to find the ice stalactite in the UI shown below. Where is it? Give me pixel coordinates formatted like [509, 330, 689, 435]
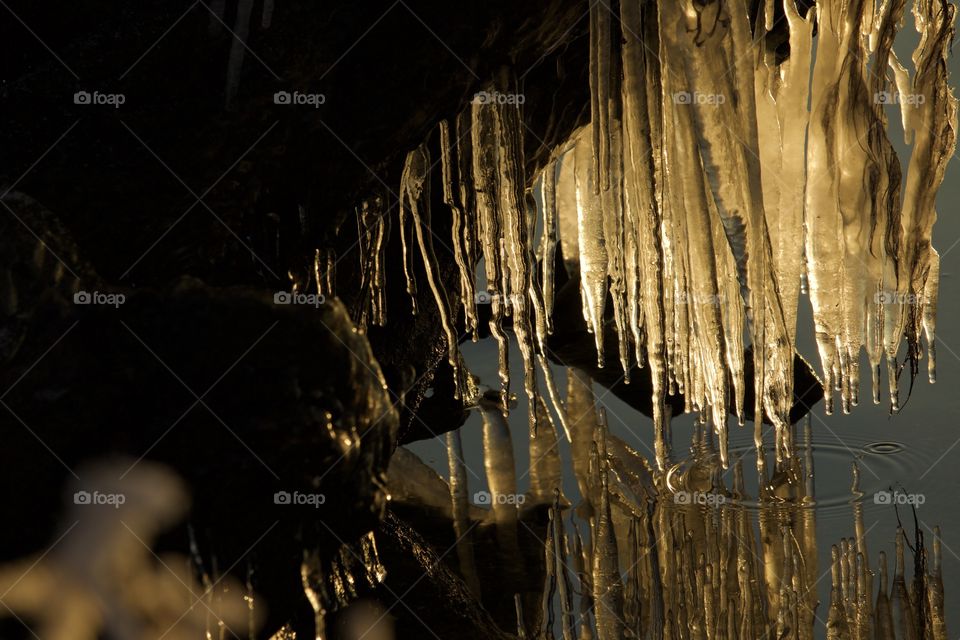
[501, 104, 542, 433]
[469, 89, 547, 431]
[620, 0, 668, 470]
[539, 355, 572, 443]
[540, 164, 559, 333]
[400, 143, 463, 397]
[471, 97, 511, 409]
[801, 0, 956, 415]
[314, 247, 336, 299]
[357, 195, 389, 329]
[573, 134, 609, 369]
[806, 0, 902, 416]
[894, 0, 957, 389]
[588, 0, 612, 194]
[663, 59, 729, 456]
[441, 118, 480, 341]
[758, 0, 814, 348]
[661, 0, 795, 459]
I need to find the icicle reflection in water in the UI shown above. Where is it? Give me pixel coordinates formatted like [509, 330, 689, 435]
[390, 380, 948, 639]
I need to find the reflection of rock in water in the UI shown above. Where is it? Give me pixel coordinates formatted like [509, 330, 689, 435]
[386, 377, 949, 640]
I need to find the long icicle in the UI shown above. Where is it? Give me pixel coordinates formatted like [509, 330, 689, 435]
[401, 143, 463, 397]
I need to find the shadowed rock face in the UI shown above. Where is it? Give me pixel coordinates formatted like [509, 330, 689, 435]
[2, 1, 592, 635]
[1, 0, 592, 445]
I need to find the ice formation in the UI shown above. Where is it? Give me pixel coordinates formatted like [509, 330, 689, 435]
[386, 0, 956, 469]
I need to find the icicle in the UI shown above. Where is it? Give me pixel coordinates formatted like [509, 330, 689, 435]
[603, 118, 631, 380]
[896, 0, 957, 391]
[662, 0, 793, 454]
[400, 143, 463, 397]
[440, 119, 478, 340]
[761, 0, 813, 346]
[358, 196, 388, 328]
[663, 57, 729, 461]
[573, 135, 608, 368]
[923, 251, 939, 383]
[496, 89, 542, 432]
[588, 0, 612, 193]
[539, 355, 572, 443]
[312, 248, 336, 300]
[619, 0, 669, 469]
[471, 98, 511, 408]
[541, 162, 559, 333]
[556, 150, 582, 279]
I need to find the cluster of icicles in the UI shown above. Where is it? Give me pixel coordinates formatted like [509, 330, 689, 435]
[353, 0, 958, 471]
[435, 365, 948, 639]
